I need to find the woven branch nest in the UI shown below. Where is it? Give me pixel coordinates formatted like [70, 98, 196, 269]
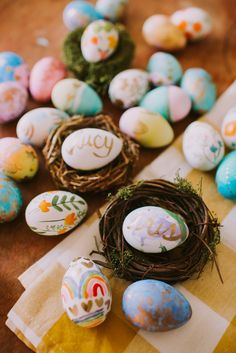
[98, 178, 222, 284]
[43, 115, 139, 194]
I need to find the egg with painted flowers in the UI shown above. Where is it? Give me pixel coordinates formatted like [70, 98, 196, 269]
[81, 20, 119, 63]
[216, 151, 236, 201]
[221, 107, 236, 149]
[95, 0, 128, 21]
[0, 172, 23, 223]
[61, 257, 112, 328]
[25, 191, 88, 236]
[0, 51, 29, 88]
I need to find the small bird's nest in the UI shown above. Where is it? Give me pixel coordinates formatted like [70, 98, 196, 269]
[43, 115, 139, 194]
[98, 178, 222, 283]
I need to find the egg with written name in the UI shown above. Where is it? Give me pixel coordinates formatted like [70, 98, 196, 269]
[221, 107, 236, 149]
[0, 51, 29, 88]
[95, 0, 128, 21]
[63, 1, 102, 30]
[216, 151, 236, 201]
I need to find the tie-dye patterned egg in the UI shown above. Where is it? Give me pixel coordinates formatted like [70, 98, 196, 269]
[25, 191, 87, 236]
[61, 257, 112, 328]
[0, 138, 39, 181]
[81, 20, 119, 63]
[181, 68, 216, 113]
[183, 122, 224, 171]
[221, 107, 236, 149]
[95, 0, 128, 21]
[51, 78, 103, 116]
[216, 151, 236, 201]
[17, 108, 70, 147]
[147, 52, 183, 86]
[122, 280, 192, 331]
[122, 206, 189, 253]
[0, 82, 28, 124]
[171, 7, 212, 42]
[63, 1, 102, 31]
[109, 69, 150, 109]
[0, 51, 29, 88]
[140, 85, 191, 123]
[0, 172, 23, 223]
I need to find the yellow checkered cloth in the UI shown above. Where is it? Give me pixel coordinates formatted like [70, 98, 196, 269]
[7, 81, 236, 353]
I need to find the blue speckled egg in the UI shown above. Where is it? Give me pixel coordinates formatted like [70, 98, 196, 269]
[216, 151, 236, 200]
[122, 280, 192, 332]
[147, 52, 183, 86]
[0, 51, 29, 88]
[63, 1, 102, 30]
[181, 68, 216, 113]
[0, 172, 23, 223]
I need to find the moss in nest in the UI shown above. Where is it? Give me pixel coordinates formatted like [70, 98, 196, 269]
[174, 174, 202, 196]
[110, 249, 134, 277]
[108, 180, 144, 200]
[63, 24, 135, 95]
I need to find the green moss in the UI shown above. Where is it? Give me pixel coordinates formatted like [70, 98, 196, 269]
[108, 180, 144, 201]
[174, 173, 202, 196]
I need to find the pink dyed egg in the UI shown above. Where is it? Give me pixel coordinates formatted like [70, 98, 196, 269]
[0, 82, 28, 124]
[29, 57, 67, 102]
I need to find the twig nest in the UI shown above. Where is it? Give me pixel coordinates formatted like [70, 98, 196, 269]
[43, 114, 139, 193]
[99, 179, 221, 283]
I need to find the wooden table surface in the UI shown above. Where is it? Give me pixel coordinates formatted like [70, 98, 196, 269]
[0, 0, 236, 352]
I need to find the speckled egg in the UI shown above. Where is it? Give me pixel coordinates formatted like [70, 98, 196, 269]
[0, 138, 39, 181]
[63, 0, 102, 30]
[0, 82, 28, 124]
[81, 20, 119, 63]
[140, 86, 191, 123]
[147, 52, 183, 86]
[95, 0, 128, 21]
[216, 151, 236, 200]
[51, 78, 103, 116]
[122, 280, 192, 331]
[109, 69, 150, 109]
[29, 57, 67, 102]
[0, 51, 29, 88]
[181, 68, 216, 113]
[25, 191, 88, 236]
[142, 15, 187, 51]
[171, 7, 212, 41]
[183, 121, 224, 171]
[61, 257, 112, 328]
[119, 107, 174, 148]
[0, 172, 23, 223]
[221, 107, 236, 149]
[17, 108, 70, 148]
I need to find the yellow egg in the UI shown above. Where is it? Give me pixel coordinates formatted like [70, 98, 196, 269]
[0, 137, 39, 181]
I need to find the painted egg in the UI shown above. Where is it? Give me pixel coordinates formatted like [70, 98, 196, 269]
[119, 107, 174, 148]
[0, 138, 39, 181]
[221, 107, 236, 149]
[183, 121, 224, 171]
[0, 172, 23, 223]
[61, 128, 123, 171]
[81, 20, 119, 63]
[0, 51, 29, 88]
[108, 69, 150, 109]
[122, 280, 192, 331]
[147, 52, 183, 86]
[25, 191, 88, 236]
[63, 0, 102, 30]
[0, 82, 28, 124]
[61, 257, 112, 328]
[140, 86, 191, 123]
[216, 151, 236, 200]
[29, 57, 67, 102]
[17, 108, 70, 148]
[181, 68, 216, 113]
[122, 206, 189, 253]
[95, 0, 128, 21]
[171, 7, 212, 42]
[51, 78, 103, 116]
[142, 15, 187, 51]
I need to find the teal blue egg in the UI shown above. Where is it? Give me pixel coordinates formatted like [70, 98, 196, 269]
[216, 151, 236, 200]
[147, 52, 183, 86]
[181, 68, 216, 113]
[0, 51, 29, 88]
[0, 172, 23, 223]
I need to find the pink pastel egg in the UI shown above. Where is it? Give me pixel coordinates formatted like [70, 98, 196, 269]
[29, 57, 67, 102]
[0, 82, 28, 124]
[168, 86, 192, 122]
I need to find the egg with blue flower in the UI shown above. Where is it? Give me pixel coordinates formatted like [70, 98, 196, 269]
[0, 51, 29, 88]
[216, 151, 236, 200]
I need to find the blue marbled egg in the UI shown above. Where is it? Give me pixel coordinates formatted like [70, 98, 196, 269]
[122, 280, 192, 331]
[181, 68, 216, 113]
[216, 150, 236, 200]
[63, 1, 102, 30]
[0, 51, 29, 88]
[147, 52, 183, 86]
[0, 172, 23, 223]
